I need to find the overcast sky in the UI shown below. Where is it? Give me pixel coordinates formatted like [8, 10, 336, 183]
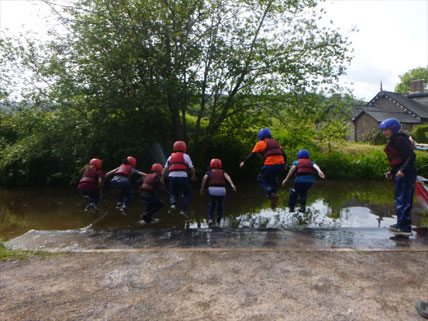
[0, 0, 427, 101]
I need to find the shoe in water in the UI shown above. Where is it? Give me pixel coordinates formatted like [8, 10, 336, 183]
[391, 228, 412, 237]
[208, 219, 214, 226]
[416, 301, 428, 318]
[298, 207, 306, 213]
[150, 218, 160, 224]
[179, 210, 189, 220]
[168, 204, 176, 215]
[115, 202, 123, 210]
[271, 194, 280, 209]
[120, 206, 127, 215]
[87, 203, 98, 213]
[139, 218, 160, 225]
[289, 207, 295, 213]
[389, 224, 399, 232]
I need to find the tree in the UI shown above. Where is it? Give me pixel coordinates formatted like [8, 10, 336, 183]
[0, 0, 354, 185]
[27, 0, 352, 141]
[395, 67, 428, 94]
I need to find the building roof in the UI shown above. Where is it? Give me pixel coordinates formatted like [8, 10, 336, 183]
[362, 110, 420, 123]
[368, 91, 428, 119]
[350, 106, 380, 120]
[407, 92, 428, 99]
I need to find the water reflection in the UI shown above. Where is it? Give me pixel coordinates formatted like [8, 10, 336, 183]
[1, 179, 428, 240]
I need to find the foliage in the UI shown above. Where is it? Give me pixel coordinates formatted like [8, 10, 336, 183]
[0, 242, 54, 261]
[360, 129, 386, 145]
[411, 125, 428, 144]
[299, 149, 388, 180]
[395, 67, 428, 94]
[0, 0, 355, 186]
[0, 242, 29, 260]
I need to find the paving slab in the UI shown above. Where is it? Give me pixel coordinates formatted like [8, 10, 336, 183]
[6, 227, 428, 252]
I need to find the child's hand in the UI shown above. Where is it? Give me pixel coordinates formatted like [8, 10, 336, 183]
[200, 189, 205, 196]
[282, 179, 287, 187]
[239, 162, 245, 168]
[319, 171, 326, 179]
[396, 170, 405, 178]
[385, 171, 393, 180]
[232, 185, 237, 192]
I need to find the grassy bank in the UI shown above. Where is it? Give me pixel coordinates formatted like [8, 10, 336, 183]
[285, 142, 428, 180]
[0, 242, 54, 261]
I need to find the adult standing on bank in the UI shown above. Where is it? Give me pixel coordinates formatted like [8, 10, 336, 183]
[163, 141, 197, 219]
[380, 118, 417, 236]
[240, 128, 286, 209]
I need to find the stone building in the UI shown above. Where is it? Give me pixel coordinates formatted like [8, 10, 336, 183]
[351, 80, 428, 141]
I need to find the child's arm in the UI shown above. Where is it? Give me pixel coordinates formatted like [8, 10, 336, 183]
[190, 167, 197, 182]
[224, 173, 237, 192]
[313, 164, 325, 179]
[104, 168, 117, 178]
[240, 152, 257, 168]
[97, 176, 103, 199]
[157, 176, 170, 194]
[200, 174, 208, 196]
[282, 165, 296, 187]
[134, 169, 147, 177]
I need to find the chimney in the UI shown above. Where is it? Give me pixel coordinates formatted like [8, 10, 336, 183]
[410, 79, 425, 93]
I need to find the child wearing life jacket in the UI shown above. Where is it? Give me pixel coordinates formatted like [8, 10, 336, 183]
[105, 156, 146, 215]
[200, 158, 237, 226]
[240, 128, 286, 209]
[379, 118, 417, 237]
[139, 163, 168, 225]
[77, 158, 104, 213]
[282, 149, 325, 213]
[163, 141, 197, 219]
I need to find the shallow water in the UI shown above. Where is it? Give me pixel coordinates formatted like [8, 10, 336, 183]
[1, 179, 428, 241]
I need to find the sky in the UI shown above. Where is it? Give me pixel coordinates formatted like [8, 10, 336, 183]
[0, 0, 427, 101]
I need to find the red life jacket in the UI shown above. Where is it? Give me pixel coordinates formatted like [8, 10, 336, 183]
[296, 159, 314, 176]
[385, 133, 413, 167]
[209, 169, 226, 187]
[116, 164, 132, 177]
[79, 167, 99, 185]
[169, 152, 187, 172]
[140, 173, 159, 192]
[262, 138, 282, 159]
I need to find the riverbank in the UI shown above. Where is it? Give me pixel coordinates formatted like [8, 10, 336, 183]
[1, 249, 428, 320]
[3, 228, 428, 320]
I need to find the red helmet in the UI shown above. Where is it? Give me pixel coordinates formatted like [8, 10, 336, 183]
[210, 158, 222, 169]
[89, 158, 102, 169]
[151, 163, 163, 173]
[173, 141, 187, 152]
[127, 156, 137, 168]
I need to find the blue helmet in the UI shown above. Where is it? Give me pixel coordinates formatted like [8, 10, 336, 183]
[258, 128, 272, 141]
[379, 118, 401, 134]
[297, 149, 310, 159]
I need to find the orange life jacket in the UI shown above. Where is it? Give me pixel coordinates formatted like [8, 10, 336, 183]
[262, 138, 282, 159]
[140, 173, 159, 192]
[79, 167, 99, 184]
[116, 164, 132, 177]
[169, 152, 187, 172]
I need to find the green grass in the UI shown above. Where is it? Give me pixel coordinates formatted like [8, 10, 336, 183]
[325, 141, 383, 155]
[0, 242, 55, 261]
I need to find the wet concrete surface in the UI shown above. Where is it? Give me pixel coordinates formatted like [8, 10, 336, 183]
[6, 227, 428, 252]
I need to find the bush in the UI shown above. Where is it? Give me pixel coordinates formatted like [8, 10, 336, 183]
[360, 129, 386, 145]
[411, 125, 428, 143]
